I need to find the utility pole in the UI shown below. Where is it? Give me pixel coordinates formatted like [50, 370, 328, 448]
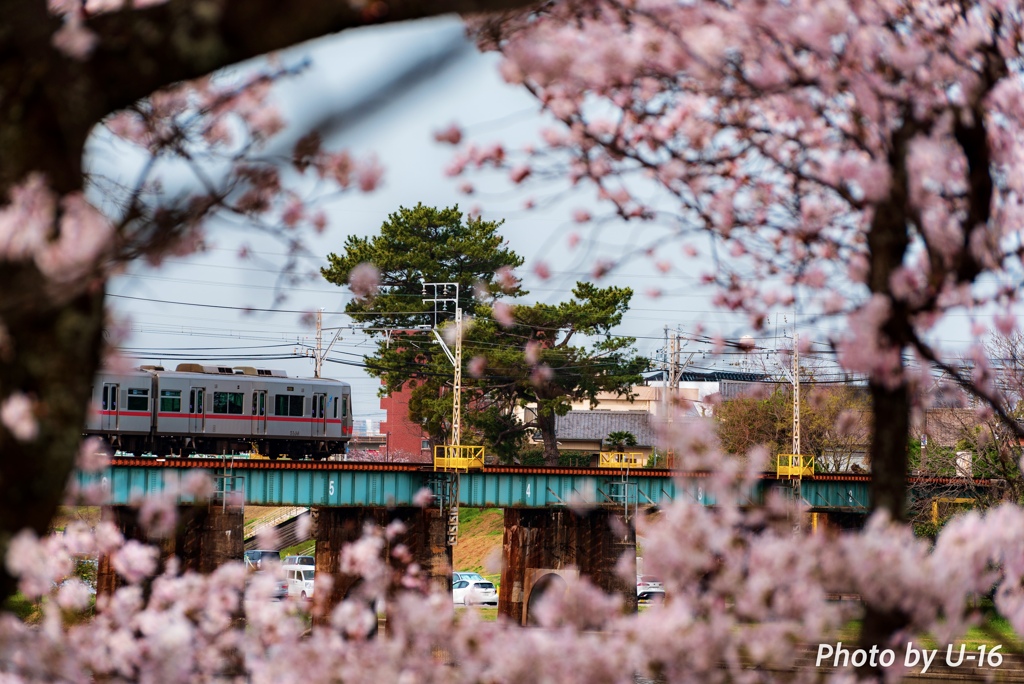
[792, 332, 802, 532]
[422, 282, 463, 546]
[793, 333, 801, 458]
[312, 310, 342, 378]
[661, 325, 669, 422]
[421, 282, 463, 446]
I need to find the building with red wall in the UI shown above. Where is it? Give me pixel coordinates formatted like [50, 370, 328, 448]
[379, 383, 431, 463]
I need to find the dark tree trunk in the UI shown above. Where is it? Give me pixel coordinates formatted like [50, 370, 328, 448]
[535, 408, 560, 466]
[0, 266, 106, 602]
[0, 0, 540, 607]
[854, 120, 916, 677]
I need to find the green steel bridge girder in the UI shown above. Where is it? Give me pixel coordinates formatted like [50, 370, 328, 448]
[76, 465, 880, 512]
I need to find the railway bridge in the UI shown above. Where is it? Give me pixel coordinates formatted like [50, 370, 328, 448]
[76, 457, 993, 623]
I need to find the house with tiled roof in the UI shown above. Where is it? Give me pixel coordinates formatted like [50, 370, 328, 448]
[552, 410, 658, 457]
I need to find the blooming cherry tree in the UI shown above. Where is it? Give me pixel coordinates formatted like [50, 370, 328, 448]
[458, 0, 1024, 521]
[450, 0, 1024, 661]
[0, 0, 535, 602]
[4, 0, 1024, 681]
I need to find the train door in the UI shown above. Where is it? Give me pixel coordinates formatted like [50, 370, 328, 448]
[313, 393, 327, 437]
[252, 390, 267, 435]
[189, 388, 205, 433]
[101, 383, 119, 430]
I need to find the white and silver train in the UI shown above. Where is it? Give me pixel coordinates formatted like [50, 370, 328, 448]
[84, 364, 353, 459]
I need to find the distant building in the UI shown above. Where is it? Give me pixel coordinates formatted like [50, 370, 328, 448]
[379, 384, 431, 463]
[553, 411, 657, 458]
[921, 408, 979, 477]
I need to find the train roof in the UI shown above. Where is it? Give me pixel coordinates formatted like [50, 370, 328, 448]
[100, 364, 348, 385]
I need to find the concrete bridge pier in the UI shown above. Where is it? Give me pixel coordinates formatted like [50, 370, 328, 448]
[498, 507, 637, 625]
[176, 503, 244, 574]
[311, 506, 451, 627]
[96, 503, 243, 598]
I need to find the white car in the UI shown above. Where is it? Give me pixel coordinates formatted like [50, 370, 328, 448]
[452, 579, 498, 606]
[285, 565, 315, 600]
[637, 575, 665, 603]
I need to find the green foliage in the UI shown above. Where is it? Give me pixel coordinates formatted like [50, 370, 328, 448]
[557, 451, 592, 467]
[606, 431, 638, 450]
[907, 437, 922, 470]
[646, 450, 670, 468]
[323, 206, 648, 462]
[280, 540, 316, 558]
[518, 448, 546, 466]
[322, 203, 524, 333]
[3, 593, 38, 622]
[73, 558, 97, 589]
[471, 283, 649, 463]
[322, 204, 523, 443]
[912, 521, 943, 541]
[713, 384, 871, 472]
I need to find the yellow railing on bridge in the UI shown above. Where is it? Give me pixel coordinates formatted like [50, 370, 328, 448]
[433, 445, 485, 471]
[599, 452, 646, 468]
[776, 453, 814, 478]
[930, 497, 975, 523]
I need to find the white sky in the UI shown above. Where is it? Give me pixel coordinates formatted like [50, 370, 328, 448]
[99, 16, 989, 423]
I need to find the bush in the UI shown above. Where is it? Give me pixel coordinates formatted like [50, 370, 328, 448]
[558, 451, 592, 467]
[518, 448, 546, 466]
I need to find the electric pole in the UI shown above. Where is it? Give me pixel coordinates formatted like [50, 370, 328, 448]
[792, 332, 802, 532]
[312, 310, 342, 378]
[422, 281, 464, 547]
[421, 282, 463, 446]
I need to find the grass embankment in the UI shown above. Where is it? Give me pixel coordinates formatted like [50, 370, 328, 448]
[272, 507, 505, 573]
[453, 508, 503, 586]
[835, 614, 1022, 651]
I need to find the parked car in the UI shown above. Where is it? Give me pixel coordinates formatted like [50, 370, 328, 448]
[453, 579, 498, 606]
[638, 587, 666, 603]
[244, 549, 281, 570]
[636, 575, 662, 591]
[248, 571, 288, 601]
[637, 575, 665, 603]
[453, 571, 484, 583]
[285, 565, 315, 600]
[283, 555, 315, 567]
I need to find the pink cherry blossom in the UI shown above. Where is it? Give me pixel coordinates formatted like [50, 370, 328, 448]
[509, 164, 531, 183]
[412, 487, 434, 507]
[35, 193, 114, 282]
[492, 301, 515, 327]
[433, 123, 463, 145]
[1, 393, 38, 442]
[572, 208, 591, 223]
[357, 156, 384, 192]
[0, 174, 54, 262]
[348, 262, 380, 300]
[51, 16, 98, 60]
[111, 540, 158, 584]
[495, 266, 518, 292]
[180, 471, 215, 499]
[468, 355, 487, 377]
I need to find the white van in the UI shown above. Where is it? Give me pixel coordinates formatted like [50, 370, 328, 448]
[285, 565, 315, 600]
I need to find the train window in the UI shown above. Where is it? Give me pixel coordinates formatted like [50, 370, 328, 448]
[126, 389, 149, 411]
[213, 392, 244, 415]
[160, 390, 181, 412]
[341, 395, 348, 417]
[333, 397, 338, 419]
[252, 393, 266, 416]
[274, 394, 304, 417]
